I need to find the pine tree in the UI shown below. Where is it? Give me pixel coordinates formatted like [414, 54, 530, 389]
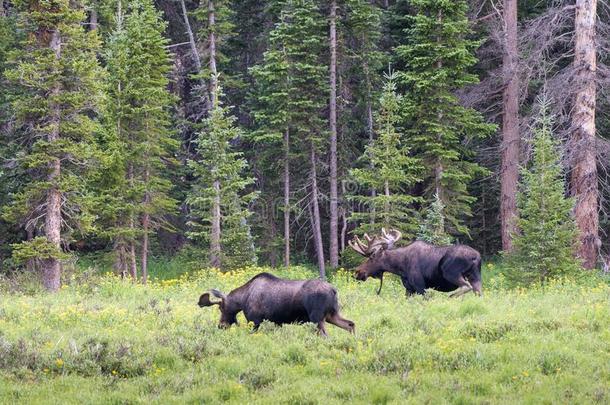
[417, 192, 452, 245]
[3, 0, 104, 291]
[187, 86, 257, 269]
[349, 72, 421, 237]
[396, 0, 496, 236]
[103, 0, 178, 283]
[249, 0, 328, 275]
[505, 98, 580, 284]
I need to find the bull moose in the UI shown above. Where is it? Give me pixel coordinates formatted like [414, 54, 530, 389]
[349, 228, 482, 297]
[198, 272, 355, 336]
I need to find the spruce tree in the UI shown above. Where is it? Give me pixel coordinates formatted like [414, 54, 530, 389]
[417, 192, 452, 245]
[3, 0, 104, 290]
[505, 99, 580, 284]
[349, 72, 421, 237]
[396, 0, 496, 236]
[187, 86, 257, 269]
[103, 0, 177, 282]
[249, 0, 327, 274]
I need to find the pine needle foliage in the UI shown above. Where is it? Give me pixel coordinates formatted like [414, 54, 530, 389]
[187, 85, 257, 269]
[396, 0, 496, 236]
[504, 98, 581, 285]
[349, 71, 421, 237]
[3, 0, 105, 266]
[417, 192, 453, 245]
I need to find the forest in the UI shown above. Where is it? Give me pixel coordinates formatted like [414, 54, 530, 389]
[1, 1, 610, 403]
[0, 0, 608, 286]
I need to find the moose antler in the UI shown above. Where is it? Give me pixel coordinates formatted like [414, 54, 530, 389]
[380, 228, 402, 249]
[349, 228, 402, 257]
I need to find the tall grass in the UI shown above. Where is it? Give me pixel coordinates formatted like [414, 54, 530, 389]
[0, 265, 608, 404]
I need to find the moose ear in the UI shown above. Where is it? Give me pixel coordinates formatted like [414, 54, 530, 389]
[210, 289, 227, 300]
[198, 292, 222, 307]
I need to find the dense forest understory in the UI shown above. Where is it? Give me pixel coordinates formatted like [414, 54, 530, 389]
[1, 0, 610, 285]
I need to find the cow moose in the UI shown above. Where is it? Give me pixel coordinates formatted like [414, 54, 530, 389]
[198, 272, 355, 336]
[349, 229, 482, 297]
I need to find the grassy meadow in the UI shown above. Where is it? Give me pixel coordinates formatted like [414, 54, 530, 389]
[0, 263, 609, 404]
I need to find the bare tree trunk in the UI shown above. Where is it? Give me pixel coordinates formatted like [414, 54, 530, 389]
[328, 0, 339, 269]
[210, 180, 221, 267]
[269, 216, 277, 268]
[284, 127, 291, 267]
[127, 162, 137, 280]
[141, 168, 150, 284]
[571, 0, 599, 269]
[208, 0, 218, 102]
[141, 214, 149, 283]
[179, 0, 202, 72]
[89, 8, 98, 31]
[340, 180, 347, 253]
[364, 54, 376, 225]
[129, 242, 137, 280]
[207, 0, 222, 268]
[500, 0, 520, 252]
[179, 0, 211, 111]
[384, 179, 390, 224]
[310, 144, 326, 279]
[434, 10, 444, 201]
[42, 29, 63, 292]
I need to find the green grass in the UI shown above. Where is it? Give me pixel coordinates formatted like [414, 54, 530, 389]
[0, 264, 609, 404]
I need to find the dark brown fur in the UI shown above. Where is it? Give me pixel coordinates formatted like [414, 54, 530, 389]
[354, 241, 482, 296]
[198, 272, 355, 336]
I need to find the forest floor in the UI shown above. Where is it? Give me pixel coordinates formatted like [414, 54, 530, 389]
[0, 263, 609, 404]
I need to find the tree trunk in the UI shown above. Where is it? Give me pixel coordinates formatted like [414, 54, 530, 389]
[434, 10, 444, 201]
[310, 144, 326, 279]
[210, 180, 221, 268]
[207, 0, 222, 268]
[340, 180, 347, 254]
[571, 0, 599, 269]
[500, 0, 520, 252]
[283, 127, 291, 267]
[179, 0, 202, 72]
[179, 0, 210, 111]
[364, 54, 376, 225]
[328, 0, 339, 269]
[208, 0, 218, 102]
[89, 8, 98, 31]
[269, 216, 277, 268]
[384, 179, 390, 224]
[141, 211, 149, 284]
[127, 163, 137, 280]
[140, 165, 151, 284]
[129, 242, 137, 280]
[42, 29, 62, 292]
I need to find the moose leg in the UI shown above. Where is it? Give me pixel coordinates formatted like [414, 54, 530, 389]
[326, 313, 355, 334]
[404, 272, 426, 295]
[447, 275, 473, 298]
[317, 321, 329, 337]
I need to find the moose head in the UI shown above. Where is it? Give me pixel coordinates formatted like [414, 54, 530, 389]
[348, 228, 402, 294]
[198, 289, 238, 328]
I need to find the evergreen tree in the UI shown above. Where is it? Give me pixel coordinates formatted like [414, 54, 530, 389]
[187, 86, 257, 269]
[349, 72, 421, 237]
[103, 0, 177, 282]
[3, 0, 104, 290]
[417, 192, 452, 245]
[396, 0, 496, 236]
[249, 0, 328, 274]
[504, 99, 580, 284]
